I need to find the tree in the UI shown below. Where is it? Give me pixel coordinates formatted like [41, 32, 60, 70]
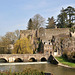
[5, 30, 20, 44]
[46, 16, 55, 29]
[57, 6, 75, 28]
[14, 30, 20, 40]
[38, 40, 44, 53]
[5, 32, 16, 44]
[0, 30, 20, 54]
[57, 8, 68, 28]
[64, 6, 75, 27]
[0, 36, 11, 54]
[32, 14, 45, 29]
[27, 18, 34, 30]
[70, 26, 75, 33]
[13, 37, 33, 54]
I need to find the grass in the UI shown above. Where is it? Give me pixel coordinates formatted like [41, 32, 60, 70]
[55, 56, 75, 68]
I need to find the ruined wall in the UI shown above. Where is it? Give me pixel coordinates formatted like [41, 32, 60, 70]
[20, 30, 36, 38]
[20, 28, 70, 56]
[39, 28, 70, 42]
[20, 28, 70, 43]
[20, 30, 36, 44]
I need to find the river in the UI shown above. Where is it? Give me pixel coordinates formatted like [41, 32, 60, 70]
[0, 62, 75, 75]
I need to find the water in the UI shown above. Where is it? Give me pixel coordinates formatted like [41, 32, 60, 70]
[0, 62, 75, 75]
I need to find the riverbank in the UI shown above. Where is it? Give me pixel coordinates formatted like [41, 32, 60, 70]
[55, 57, 75, 68]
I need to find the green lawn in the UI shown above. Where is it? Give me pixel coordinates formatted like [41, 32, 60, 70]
[55, 57, 75, 68]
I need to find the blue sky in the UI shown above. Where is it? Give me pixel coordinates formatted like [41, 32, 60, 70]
[0, 0, 75, 36]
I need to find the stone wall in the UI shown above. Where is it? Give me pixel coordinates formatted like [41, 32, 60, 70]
[20, 28, 70, 42]
[20, 28, 70, 56]
[20, 30, 36, 44]
[39, 28, 70, 42]
[20, 30, 36, 38]
[0, 54, 49, 62]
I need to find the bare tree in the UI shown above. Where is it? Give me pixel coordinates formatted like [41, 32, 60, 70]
[0, 30, 20, 54]
[14, 30, 20, 40]
[5, 32, 16, 44]
[32, 14, 45, 29]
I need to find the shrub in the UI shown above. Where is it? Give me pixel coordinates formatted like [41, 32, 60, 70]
[0, 68, 45, 75]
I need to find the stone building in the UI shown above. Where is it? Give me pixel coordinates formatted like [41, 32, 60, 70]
[44, 42, 53, 55]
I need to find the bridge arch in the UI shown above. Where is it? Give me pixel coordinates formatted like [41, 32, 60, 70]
[28, 57, 37, 62]
[41, 57, 47, 62]
[0, 58, 8, 63]
[14, 58, 23, 62]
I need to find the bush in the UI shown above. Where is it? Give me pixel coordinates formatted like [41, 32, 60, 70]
[0, 68, 45, 75]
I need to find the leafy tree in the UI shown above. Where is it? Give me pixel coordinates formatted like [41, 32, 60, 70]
[38, 40, 44, 53]
[46, 16, 55, 29]
[70, 26, 75, 33]
[64, 6, 75, 27]
[32, 14, 45, 29]
[57, 6, 75, 28]
[57, 8, 68, 28]
[27, 18, 34, 30]
[64, 6, 75, 22]
[13, 37, 33, 54]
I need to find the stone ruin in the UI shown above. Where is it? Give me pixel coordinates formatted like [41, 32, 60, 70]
[20, 27, 75, 56]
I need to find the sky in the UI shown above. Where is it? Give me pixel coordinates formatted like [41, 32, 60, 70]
[0, 0, 75, 36]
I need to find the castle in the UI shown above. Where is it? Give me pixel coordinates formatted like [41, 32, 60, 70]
[20, 27, 74, 56]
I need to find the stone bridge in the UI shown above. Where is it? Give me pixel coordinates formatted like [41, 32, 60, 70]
[0, 54, 50, 63]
